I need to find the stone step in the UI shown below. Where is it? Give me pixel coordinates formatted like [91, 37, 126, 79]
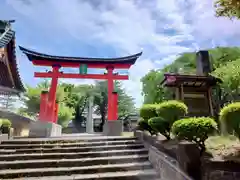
[3, 169, 159, 180]
[0, 148, 148, 161]
[0, 161, 152, 179]
[0, 140, 140, 149]
[0, 154, 149, 170]
[0, 144, 145, 154]
[2, 137, 137, 144]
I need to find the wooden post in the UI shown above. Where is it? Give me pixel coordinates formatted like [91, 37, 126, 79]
[208, 88, 214, 116]
[175, 87, 180, 100]
[180, 84, 184, 101]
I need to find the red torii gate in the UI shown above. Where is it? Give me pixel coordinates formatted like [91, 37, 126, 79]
[19, 46, 142, 125]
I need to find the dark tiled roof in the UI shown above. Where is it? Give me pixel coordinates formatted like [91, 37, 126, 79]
[7, 38, 25, 92]
[161, 73, 222, 87]
[0, 20, 25, 94]
[0, 27, 14, 48]
[19, 46, 142, 65]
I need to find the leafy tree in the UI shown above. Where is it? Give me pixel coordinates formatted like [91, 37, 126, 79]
[93, 80, 135, 130]
[19, 79, 135, 130]
[20, 81, 78, 126]
[214, 0, 240, 19]
[141, 70, 172, 104]
[212, 59, 240, 102]
[57, 103, 75, 128]
[71, 84, 94, 130]
[141, 47, 240, 106]
[22, 85, 42, 115]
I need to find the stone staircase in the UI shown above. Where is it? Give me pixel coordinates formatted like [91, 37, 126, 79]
[0, 136, 159, 179]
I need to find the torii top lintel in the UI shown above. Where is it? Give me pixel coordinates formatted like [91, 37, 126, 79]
[19, 46, 142, 69]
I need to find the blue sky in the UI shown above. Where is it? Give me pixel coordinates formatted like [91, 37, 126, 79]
[1, 0, 240, 107]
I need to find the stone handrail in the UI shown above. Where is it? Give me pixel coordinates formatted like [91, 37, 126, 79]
[135, 130, 193, 180]
[149, 145, 193, 180]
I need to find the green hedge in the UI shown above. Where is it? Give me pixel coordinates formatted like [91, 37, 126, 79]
[148, 117, 170, 139]
[139, 104, 158, 121]
[137, 119, 157, 135]
[171, 117, 218, 149]
[219, 102, 240, 137]
[0, 119, 11, 128]
[156, 100, 188, 124]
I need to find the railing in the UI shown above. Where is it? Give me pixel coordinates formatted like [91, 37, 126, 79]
[149, 145, 193, 180]
[134, 130, 193, 180]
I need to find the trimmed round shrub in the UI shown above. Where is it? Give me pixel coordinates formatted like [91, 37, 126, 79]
[1, 119, 11, 128]
[219, 102, 240, 137]
[139, 104, 158, 121]
[148, 117, 170, 139]
[171, 117, 218, 149]
[137, 119, 157, 136]
[0, 119, 12, 134]
[156, 100, 188, 124]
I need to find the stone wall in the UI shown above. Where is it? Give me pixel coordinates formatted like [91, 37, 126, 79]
[134, 130, 177, 159]
[134, 130, 240, 180]
[135, 130, 193, 180]
[202, 158, 240, 180]
[29, 121, 62, 137]
[0, 134, 8, 142]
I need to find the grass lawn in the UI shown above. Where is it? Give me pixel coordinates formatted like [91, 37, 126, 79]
[205, 135, 240, 160]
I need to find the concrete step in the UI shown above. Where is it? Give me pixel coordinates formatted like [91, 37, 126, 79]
[0, 154, 149, 170]
[0, 140, 140, 149]
[0, 144, 145, 154]
[0, 148, 148, 161]
[2, 137, 137, 144]
[3, 169, 159, 180]
[0, 161, 152, 179]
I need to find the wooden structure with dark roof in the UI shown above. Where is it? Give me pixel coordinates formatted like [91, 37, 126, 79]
[161, 51, 221, 117]
[0, 20, 24, 96]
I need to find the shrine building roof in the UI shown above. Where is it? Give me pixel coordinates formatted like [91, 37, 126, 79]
[161, 73, 222, 88]
[0, 20, 25, 95]
[19, 46, 142, 65]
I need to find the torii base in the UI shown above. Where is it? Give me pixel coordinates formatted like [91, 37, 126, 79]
[29, 121, 62, 138]
[103, 120, 123, 136]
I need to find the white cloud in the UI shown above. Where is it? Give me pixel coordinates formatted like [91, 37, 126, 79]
[4, 0, 240, 107]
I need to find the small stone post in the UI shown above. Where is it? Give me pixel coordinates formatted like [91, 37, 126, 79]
[86, 96, 94, 133]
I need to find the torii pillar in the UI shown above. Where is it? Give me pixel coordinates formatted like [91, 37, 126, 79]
[103, 66, 123, 136]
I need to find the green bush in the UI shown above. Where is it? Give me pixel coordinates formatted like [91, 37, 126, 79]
[137, 119, 157, 136]
[139, 104, 158, 121]
[219, 102, 240, 137]
[156, 100, 188, 124]
[0, 119, 12, 128]
[58, 104, 75, 128]
[148, 117, 170, 139]
[171, 117, 218, 149]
